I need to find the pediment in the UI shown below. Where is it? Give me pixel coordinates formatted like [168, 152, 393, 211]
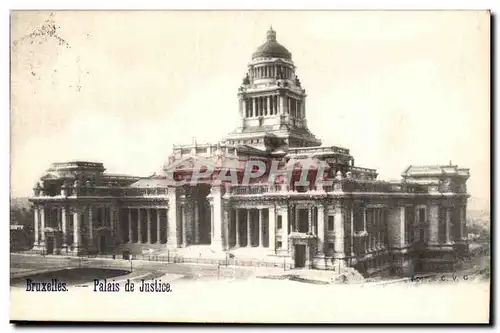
[163, 155, 237, 173]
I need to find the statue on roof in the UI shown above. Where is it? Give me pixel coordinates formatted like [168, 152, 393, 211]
[295, 76, 301, 87]
[242, 72, 250, 85]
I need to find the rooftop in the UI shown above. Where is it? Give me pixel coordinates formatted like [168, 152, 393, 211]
[252, 27, 292, 60]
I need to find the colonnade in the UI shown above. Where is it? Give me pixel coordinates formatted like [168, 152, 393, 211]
[33, 205, 116, 250]
[251, 64, 293, 80]
[233, 208, 273, 250]
[124, 207, 168, 244]
[243, 95, 303, 118]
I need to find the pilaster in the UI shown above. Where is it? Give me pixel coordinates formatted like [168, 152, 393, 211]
[210, 184, 223, 251]
[167, 187, 178, 248]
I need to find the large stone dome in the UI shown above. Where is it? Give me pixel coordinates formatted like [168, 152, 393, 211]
[252, 28, 292, 60]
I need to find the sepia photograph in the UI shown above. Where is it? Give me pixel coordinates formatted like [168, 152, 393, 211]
[9, 10, 491, 323]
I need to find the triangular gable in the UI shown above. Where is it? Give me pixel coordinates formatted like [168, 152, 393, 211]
[163, 155, 244, 174]
[40, 172, 62, 180]
[235, 144, 268, 156]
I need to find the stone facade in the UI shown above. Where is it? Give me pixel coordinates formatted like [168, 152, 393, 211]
[29, 28, 470, 276]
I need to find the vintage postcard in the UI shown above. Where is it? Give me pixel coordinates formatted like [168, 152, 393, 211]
[9, 10, 490, 323]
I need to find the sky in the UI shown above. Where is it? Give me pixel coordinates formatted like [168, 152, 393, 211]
[10, 11, 490, 211]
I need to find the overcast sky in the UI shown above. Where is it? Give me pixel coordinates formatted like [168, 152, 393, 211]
[10, 11, 490, 211]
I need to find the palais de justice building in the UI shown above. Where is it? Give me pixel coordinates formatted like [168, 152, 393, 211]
[29, 28, 470, 276]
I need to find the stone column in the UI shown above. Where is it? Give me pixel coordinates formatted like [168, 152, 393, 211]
[88, 207, 93, 246]
[279, 94, 285, 115]
[269, 206, 276, 252]
[252, 98, 256, 117]
[446, 208, 452, 244]
[40, 207, 45, 243]
[317, 205, 325, 255]
[61, 206, 67, 246]
[282, 208, 289, 251]
[235, 209, 240, 247]
[210, 184, 223, 251]
[247, 209, 251, 247]
[266, 96, 271, 116]
[137, 208, 142, 243]
[428, 204, 439, 244]
[34, 206, 39, 245]
[128, 208, 132, 243]
[167, 188, 178, 248]
[334, 202, 345, 270]
[194, 203, 200, 244]
[73, 209, 80, 249]
[399, 206, 406, 247]
[259, 208, 264, 247]
[147, 208, 152, 244]
[181, 205, 187, 247]
[223, 208, 230, 250]
[156, 209, 161, 244]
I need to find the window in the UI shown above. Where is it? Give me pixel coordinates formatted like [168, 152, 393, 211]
[298, 209, 309, 232]
[277, 241, 283, 249]
[277, 215, 282, 229]
[419, 208, 426, 223]
[328, 216, 334, 230]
